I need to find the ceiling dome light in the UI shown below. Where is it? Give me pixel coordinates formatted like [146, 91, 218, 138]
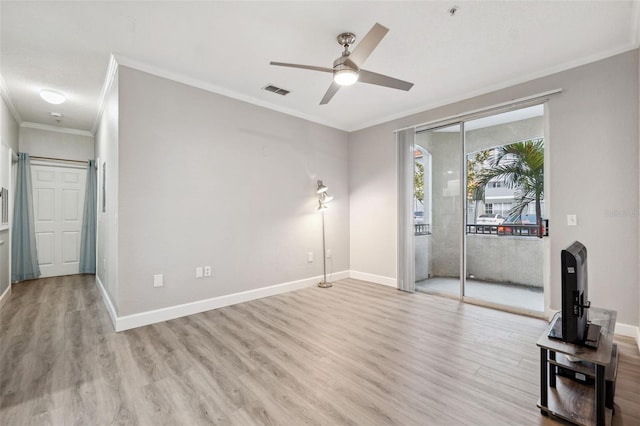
[40, 90, 66, 105]
[334, 69, 359, 86]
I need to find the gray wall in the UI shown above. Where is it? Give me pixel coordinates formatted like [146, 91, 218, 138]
[95, 71, 119, 307]
[116, 66, 349, 316]
[350, 49, 639, 326]
[19, 127, 94, 161]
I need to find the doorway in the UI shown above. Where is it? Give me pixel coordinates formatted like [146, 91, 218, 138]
[407, 103, 547, 315]
[31, 161, 87, 277]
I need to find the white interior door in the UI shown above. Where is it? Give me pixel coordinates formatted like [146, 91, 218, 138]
[31, 163, 87, 278]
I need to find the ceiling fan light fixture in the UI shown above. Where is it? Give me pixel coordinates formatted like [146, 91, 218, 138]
[40, 89, 66, 104]
[334, 68, 359, 86]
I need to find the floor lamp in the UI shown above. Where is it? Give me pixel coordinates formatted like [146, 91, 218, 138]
[316, 180, 333, 288]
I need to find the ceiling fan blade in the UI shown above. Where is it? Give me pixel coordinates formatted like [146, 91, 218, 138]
[320, 82, 341, 105]
[270, 62, 333, 73]
[348, 23, 389, 67]
[358, 69, 414, 91]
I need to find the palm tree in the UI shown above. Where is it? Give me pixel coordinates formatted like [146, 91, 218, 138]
[474, 138, 544, 224]
[467, 149, 490, 224]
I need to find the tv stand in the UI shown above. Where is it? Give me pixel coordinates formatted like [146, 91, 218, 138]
[547, 314, 602, 349]
[584, 322, 602, 349]
[537, 308, 618, 426]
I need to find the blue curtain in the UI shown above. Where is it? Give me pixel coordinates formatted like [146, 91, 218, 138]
[79, 160, 96, 274]
[11, 153, 40, 282]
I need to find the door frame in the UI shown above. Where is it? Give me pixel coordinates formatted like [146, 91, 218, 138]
[31, 159, 88, 278]
[397, 96, 553, 318]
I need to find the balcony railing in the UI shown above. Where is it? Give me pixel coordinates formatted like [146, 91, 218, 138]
[414, 223, 430, 235]
[414, 220, 549, 237]
[466, 219, 549, 237]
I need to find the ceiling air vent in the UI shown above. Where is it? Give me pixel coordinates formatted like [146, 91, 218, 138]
[263, 84, 290, 96]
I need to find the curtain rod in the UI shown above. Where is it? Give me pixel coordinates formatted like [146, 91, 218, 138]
[28, 155, 88, 164]
[395, 88, 562, 134]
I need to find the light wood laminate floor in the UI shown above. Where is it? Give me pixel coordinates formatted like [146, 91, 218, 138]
[1, 275, 639, 425]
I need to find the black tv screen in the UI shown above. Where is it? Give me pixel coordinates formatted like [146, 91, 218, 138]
[561, 241, 588, 343]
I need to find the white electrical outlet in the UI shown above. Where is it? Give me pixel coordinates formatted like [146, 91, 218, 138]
[326, 250, 332, 258]
[195, 267, 204, 278]
[204, 266, 212, 277]
[153, 274, 163, 287]
[307, 252, 313, 263]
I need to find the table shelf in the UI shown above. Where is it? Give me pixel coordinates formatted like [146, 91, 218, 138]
[549, 346, 618, 382]
[537, 376, 613, 426]
[537, 308, 617, 426]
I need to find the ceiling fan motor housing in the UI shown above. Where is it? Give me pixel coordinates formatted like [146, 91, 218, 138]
[333, 55, 358, 72]
[336, 32, 356, 47]
[269, 23, 412, 103]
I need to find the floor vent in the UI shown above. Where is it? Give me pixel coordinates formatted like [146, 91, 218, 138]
[263, 84, 290, 96]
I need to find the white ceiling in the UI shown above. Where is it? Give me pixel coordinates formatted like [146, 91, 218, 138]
[1, 1, 639, 133]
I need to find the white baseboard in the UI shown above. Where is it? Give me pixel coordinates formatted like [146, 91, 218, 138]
[94, 269, 640, 353]
[109, 270, 349, 332]
[0, 284, 11, 310]
[349, 270, 397, 288]
[96, 275, 118, 330]
[615, 322, 638, 338]
[615, 322, 640, 352]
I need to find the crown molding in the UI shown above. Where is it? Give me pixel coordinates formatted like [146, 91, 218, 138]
[21, 121, 94, 137]
[91, 54, 119, 134]
[0, 74, 22, 126]
[111, 53, 348, 132]
[632, 0, 640, 47]
[351, 43, 638, 132]
[94, 39, 640, 136]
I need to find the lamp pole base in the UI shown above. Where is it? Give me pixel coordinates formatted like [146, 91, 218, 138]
[318, 281, 333, 288]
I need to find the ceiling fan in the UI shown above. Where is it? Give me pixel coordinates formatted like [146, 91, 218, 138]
[270, 23, 414, 105]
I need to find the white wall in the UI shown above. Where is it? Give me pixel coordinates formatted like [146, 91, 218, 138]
[1, 96, 19, 153]
[19, 127, 94, 161]
[350, 49, 639, 326]
[0, 95, 18, 300]
[95, 70, 119, 308]
[115, 66, 349, 317]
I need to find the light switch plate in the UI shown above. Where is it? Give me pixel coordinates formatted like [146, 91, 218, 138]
[153, 274, 163, 287]
[567, 214, 577, 226]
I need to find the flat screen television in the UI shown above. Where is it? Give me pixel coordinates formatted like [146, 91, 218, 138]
[561, 241, 589, 343]
[549, 241, 599, 348]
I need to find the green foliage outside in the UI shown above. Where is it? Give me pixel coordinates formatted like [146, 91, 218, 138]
[471, 138, 544, 223]
[414, 161, 424, 204]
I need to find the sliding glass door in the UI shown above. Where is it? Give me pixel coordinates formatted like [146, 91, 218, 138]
[410, 104, 546, 315]
[414, 124, 462, 298]
[463, 105, 545, 312]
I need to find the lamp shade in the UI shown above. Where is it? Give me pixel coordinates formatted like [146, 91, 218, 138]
[316, 180, 328, 194]
[317, 200, 328, 212]
[320, 192, 334, 203]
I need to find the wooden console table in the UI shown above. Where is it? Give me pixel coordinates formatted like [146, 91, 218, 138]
[537, 308, 618, 426]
